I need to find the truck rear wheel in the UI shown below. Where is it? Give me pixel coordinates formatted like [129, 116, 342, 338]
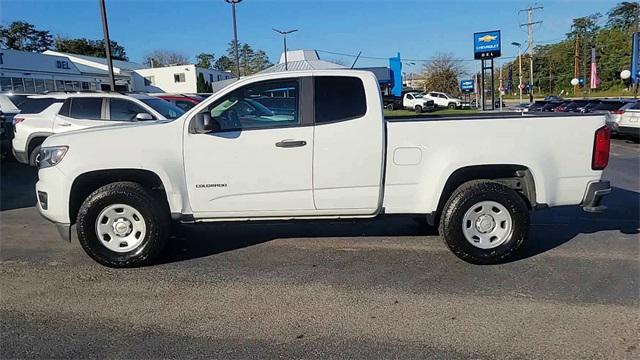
[414, 105, 422, 113]
[448, 103, 456, 109]
[386, 103, 395, 111]
[438, 180, 529, 264]
[76, 181, 169, 268]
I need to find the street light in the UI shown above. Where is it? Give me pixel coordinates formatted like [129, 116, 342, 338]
[272, 28, 298, 71]
[511, 42, 523, 104]
[403, 62, 416, 89]
[224, 0, 242, 78]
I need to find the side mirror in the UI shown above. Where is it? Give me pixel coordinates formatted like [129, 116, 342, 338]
[136, 113, 154, 121]
[192, 112, 217, 134]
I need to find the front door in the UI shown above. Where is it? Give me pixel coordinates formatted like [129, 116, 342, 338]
[183, 78, 315, 217]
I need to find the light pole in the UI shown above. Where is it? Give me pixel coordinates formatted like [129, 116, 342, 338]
[98, 0, 115, 91]
[403, 62, 416, 89]
[224, 0, 242, 78]
[272, 28, 298, 71]
[512, 42, 523, 104]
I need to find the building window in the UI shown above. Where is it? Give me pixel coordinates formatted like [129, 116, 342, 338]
[34, 79, 46, 93]
[0, 77, 12, 91]
[82, 82, 90, 90]
[174, 73, 185, 83]
[144, 76, 155, 86]
[44, 79, 55, 91]
[55, 80, 65, 91]
[11, 78, 24, 92]
[209, 74, 214, 83]
[217, 74, 221, 81]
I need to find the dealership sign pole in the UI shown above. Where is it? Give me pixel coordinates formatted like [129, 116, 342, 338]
[98, 0, 116, 91]
[474, 30, 501, 111]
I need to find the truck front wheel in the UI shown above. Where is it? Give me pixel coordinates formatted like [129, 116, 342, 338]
[448, 103, 456, 109]
[438, 180, 529, 264]
[76, 181, 169, 268]
[414, 105, 423, 113]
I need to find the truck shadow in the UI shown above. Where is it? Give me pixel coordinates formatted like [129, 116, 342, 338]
[160, 186, 640, 265]
[0, 161, 37, 211]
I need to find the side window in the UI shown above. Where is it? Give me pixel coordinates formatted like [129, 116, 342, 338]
[175, 100, 195, 111]
[59, 99, 70, 117]
[69, 98, 103, 120]
[110, 98, 150, 121]
[314, 76, 366, 124]
[407, 94, 414, 100]
[631, 102, 640, 110]
[203, 79, 299, 131]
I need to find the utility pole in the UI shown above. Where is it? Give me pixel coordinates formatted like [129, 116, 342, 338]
[272, 28, 298, 71]
[98, 0, 116, 91]
[574, 36, 580, 96]
[519, 5, 543, 97]
[224, 0, 242, 78]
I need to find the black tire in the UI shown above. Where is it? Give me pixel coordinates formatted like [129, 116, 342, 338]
[414, 105, 422, 113]
[76, 181, 170, 268]
[448, 103, 456, 110]
[29, 145, 41, 167]
[387, 103, 395, 111]
[438, 180, 529, 265]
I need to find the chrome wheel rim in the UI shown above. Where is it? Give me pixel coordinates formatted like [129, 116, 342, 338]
[462, 201, 512, 249]
[95, 204, 146, 253]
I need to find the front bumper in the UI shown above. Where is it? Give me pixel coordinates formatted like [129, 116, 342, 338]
[581, 180, 611, 213]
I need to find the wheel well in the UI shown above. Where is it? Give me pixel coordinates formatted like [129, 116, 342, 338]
[430, 164, 537, 225]
[69, 169, 167, 224]
[28, 137, 47, 158]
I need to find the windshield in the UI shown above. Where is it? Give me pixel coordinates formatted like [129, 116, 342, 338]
[141, 98, 185, 119]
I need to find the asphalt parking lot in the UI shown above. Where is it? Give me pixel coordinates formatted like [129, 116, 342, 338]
[1, 138, 638, 359]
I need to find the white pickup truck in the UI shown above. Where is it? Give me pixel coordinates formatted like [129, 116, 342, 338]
[35, 70, 612, 267]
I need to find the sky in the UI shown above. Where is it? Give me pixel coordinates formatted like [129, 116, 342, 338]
[0, 0, 621, 74]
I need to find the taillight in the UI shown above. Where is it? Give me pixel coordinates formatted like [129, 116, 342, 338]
[13, 117, 25, 125]
[611, 110, 625, 115]
[592, 125, 611, 170]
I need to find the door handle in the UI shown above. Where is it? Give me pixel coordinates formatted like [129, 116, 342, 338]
[59, 121, 71, 126]
[275, 140, 307, 148]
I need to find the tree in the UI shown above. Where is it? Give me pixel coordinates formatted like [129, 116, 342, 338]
[54, 37, 128, 61]
[221, 40, 272, 76]
[420, 53, 465, 95]
[196, 73, 208, 92]
[143, 50, 189, 67]
[196, 53, 215, 69]
[0, 21, 53, 52]
[607, 1, 640, 30]
[214, 55, 235, 73]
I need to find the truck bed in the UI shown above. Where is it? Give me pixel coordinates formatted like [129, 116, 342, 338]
[382, 113, 606, 214]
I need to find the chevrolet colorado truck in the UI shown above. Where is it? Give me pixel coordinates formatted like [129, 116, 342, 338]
[35, 70, 612, 267]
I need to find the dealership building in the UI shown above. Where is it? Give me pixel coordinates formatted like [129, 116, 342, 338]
[0, 48, 233, 93]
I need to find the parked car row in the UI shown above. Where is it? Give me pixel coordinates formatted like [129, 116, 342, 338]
[521, 97, 639, 140]
[383, 91, 463, 113]
[1, 91, 207, 165]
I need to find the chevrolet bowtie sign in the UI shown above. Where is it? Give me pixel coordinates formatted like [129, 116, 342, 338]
[474, 30, 501, 60]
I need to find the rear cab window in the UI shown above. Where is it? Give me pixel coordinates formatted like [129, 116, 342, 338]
[314, 76, 366, 124]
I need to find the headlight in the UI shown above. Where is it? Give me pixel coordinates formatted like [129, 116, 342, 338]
[38, 146, 68, 169]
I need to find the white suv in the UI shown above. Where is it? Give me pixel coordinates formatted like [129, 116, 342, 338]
[423, 91, 462, 109]
[12, 93, 185, 165]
